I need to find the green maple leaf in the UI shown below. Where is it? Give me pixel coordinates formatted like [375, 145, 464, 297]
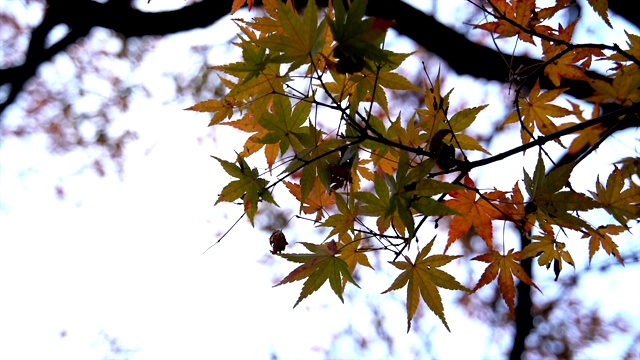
[359, 152, 459, 238]
[254, 0, 325, 72]
[415, 71, 490, 155]
[282, 124, 345, 201]
[213, 155, 278, 225]
[327, 0, 392, 67]
[356, 173, 396, 234]
[221, 38, 271, 83]
[382, 237, 470, 332]
[524, 152, 599, 232]
[445, 105, 491, 155]
[258, 96, 311, 155]
[321, 192, 360, 238]
[348, 66, 420, 115]
[276, 240, 359, 307]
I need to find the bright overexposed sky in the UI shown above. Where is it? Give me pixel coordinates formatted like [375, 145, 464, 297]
[1, 1, 639, 359]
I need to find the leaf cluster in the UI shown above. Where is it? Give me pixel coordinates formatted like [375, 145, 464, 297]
[191, 0, 640, 332]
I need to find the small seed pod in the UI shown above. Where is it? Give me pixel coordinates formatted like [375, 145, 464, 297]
[269, 229, 288, 254]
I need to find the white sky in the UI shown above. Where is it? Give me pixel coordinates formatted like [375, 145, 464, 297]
[1, 1, 639, 359]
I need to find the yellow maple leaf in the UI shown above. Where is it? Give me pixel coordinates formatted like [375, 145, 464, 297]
[222, 111, 279, 172]
[586, 0, 612, 28]
[337, 233, 374, 291]
[501, 79, 574, 144]
[382, 237, 469, 332]
[586, 64, 640, 105]
[566, 102, 605, 154]
[520, 234, 575, 280]
[589, 166, 640, 226]
[583, 225, 626, 265]
[186, 96, 237, 126]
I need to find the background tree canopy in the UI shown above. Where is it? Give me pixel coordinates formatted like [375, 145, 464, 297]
[1, 1, 639, 359]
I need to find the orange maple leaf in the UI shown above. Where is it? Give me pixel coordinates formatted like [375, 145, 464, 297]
[231, 0, 254, 14]
[495, 181, 537, 232]
[472, 249, 541, 318]
[473, 0, 544, 44]
[443, 175, 507, 252]
[285, 178, 335, 222]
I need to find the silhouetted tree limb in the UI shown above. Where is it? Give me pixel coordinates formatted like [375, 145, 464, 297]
[2, 0, 637, 120]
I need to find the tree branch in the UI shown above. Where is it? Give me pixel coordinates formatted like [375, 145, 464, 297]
[0, 0, 621, 121]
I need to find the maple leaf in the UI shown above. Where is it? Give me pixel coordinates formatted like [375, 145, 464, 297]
[223, 111, 279, 172]
[541, 20, 605, 87]
[520, 234, 575, 281]
[276, 240, 359, 307]
[258, 96, 311, 155]
[524, 153, 600, 233]
[586, 64, 640, 105]
[321, 192, 360, 239]
[382, 237, 470, 332]
[416, 69, 452, 136]
[337, 233, 374, 291]
[216, 38, 272, 84]
[443, 175, 507, 252]
[231, 0, 254, 14]
[446, 105, 491, 154]
[589, 166, 640, 226]
[186, 96, 238, 126]
[586, 0, 612, 28]
[542, 26, 589, 86]
[281, 124, 346, 198]
[616, 157, 640, 179]
[472, 249, 541, 319]
[357, 158, 457, 237]
[212, 155, 278, 225]
[284, 178, 335, 222]
[254, 0, 326, 72]
[473, 0, 542, 44]
[323, 53, 415, 116]
[502, 79, 574, 145]
[361, 152, 460, 238]
[537, 0, 574, 20]
[495, 181, 537, 232]
[415, 72, 490, 157]
[213, 51, 286, 119]
[566, 102, 605, 155]
[356, 173, 395, 234]
[607, 31, 640, 63]
[583, 225, 625, 264]
[387, 113, 426, 149]
[326, 0, 395, 73]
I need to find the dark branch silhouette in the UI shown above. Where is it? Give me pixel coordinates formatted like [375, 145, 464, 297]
[2, 0, 638, 119]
